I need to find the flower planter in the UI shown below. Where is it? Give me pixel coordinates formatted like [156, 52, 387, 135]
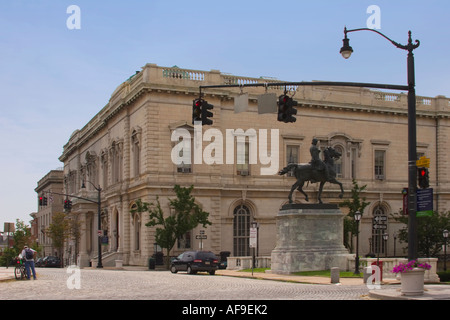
[400, 268, 425, 296]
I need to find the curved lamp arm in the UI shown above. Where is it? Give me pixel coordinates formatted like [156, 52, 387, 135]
[341, 27, 420, 59]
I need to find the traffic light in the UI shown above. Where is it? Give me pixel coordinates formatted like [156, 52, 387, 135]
[192, 99, 202, 124]
[287, 96, 298, 122]
[39, 196, 48, 206]
[418, 167, 429, 189]
[277, 95, 289, 122]
[64, 199, 72, 211]
[201, 100, 213, 126]
[277, 95, 297, 123]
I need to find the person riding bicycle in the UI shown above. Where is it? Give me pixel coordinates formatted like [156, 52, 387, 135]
[20, 246, 37, 280]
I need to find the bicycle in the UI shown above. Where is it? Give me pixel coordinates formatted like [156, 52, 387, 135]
[14, 258, 26, 280]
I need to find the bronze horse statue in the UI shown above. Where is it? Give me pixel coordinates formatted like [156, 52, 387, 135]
[279, 146, 344, 204]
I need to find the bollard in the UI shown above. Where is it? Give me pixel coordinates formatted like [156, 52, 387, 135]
[363, 267, 371, 284]
[330, 267, 340, 284]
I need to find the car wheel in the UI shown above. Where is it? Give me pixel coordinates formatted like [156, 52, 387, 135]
[170, 265, 178, 273]
[187, 266, 196, 275]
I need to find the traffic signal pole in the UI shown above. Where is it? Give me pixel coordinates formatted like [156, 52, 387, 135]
[199, 80, 408, 93]
[200, 78, 420, 259]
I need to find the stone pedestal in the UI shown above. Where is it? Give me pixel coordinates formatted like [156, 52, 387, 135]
[271, 203, 351, 274]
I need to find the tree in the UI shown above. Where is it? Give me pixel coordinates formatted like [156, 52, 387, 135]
[392, 210, 450, 257]
[1, 220, 40, 267]
[12, 219, 33, 253]
[46, 212, 70, 267]
[339, 179, 370, 252]
[132, 185, 211, 267]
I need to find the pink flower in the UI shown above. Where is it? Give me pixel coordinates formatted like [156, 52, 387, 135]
[391, 260, 431, 273]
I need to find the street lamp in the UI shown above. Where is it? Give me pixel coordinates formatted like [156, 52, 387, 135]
[341, 27, 420, 261]
[82, 180, 103, 268]
[444, 229, 449, 271]
[354, 211, 362, 275]
[250, 221, 259, 271]
[393, 232, 397, 257]
[383, 233, 389, 257]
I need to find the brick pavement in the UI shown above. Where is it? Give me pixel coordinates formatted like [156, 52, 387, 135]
[1, 267, 449, 300]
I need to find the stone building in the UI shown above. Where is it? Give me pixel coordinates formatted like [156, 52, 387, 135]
[34, 169, 65, 257]
[58, 63, 450, 267]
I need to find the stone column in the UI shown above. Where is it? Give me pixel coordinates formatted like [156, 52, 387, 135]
[77, 212, 90, 268]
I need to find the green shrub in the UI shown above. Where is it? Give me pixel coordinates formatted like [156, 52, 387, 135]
[437, 270, 450, 282]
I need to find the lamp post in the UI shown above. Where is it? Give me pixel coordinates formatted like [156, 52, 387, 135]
[354, 211, 362, 275]
[250, 221, 259, 276]
[383, 233, 389, 257]
[444, 229, 449, 271]
[393, 232, 397, 257]
[340, 27, 420, 261]
[82, 181, 103, 268]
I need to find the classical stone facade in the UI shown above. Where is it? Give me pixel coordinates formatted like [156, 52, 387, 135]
[58, 63, 450, 267]
[34, 169, 65, 257]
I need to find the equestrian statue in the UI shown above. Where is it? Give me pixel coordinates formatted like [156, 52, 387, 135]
[279, 138, 344, 204]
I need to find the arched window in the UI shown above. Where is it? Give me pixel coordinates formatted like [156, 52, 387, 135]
[233, 204, 251, 256]
[371, 205, 388, 255]
[133, 211, 141, 251]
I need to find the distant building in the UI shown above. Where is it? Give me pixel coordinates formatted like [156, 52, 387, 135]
[59, 63, 450, 267]
[34, 169, 64, 257]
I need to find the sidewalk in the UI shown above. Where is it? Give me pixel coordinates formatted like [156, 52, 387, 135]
[2, 266, 449, 299]
[0, 267, 15, 281]
[215, 269, 375, 285]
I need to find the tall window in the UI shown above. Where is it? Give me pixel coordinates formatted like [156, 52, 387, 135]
[133, 212, 141, 251]
[374, 150, 385, 179]
[371, 205, 388, 255]
[101, 150, 108, 188]
[111, 141, 122, 183]
[286, 145, 299, 177]
[233, 204, 251, 256]
[176, 136, 192, 173]
[177, 231, 192, 249]
[86, 152, 98, 188]
[236, 142, 249, 176]
[131, 130, 141, 177]
[333, 145, 344, 178]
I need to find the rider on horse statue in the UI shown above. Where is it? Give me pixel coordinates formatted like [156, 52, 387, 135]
[309, 138, 332, 182]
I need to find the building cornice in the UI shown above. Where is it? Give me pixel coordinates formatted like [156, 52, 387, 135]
[59, 64, 450, 162]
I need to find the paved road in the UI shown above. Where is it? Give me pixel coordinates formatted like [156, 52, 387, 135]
[1, 267, 370, 300]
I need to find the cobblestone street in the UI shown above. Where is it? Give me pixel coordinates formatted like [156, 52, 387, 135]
[1, 267, 371, 300]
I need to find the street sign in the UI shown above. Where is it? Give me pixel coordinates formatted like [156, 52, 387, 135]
[416, 156, 430, 168]
[402, 187, 433, 217]
[373, 214, 387, 231]
[373, 216, 387, 223]
[195, 235, 207, 240]
[250, 227, 258, 248]
[417, 188, 433, 217]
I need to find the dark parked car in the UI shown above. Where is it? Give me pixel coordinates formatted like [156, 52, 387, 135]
[170, 251, 218, 275]
[35, 257, 44, 267]
[42, 256, 61, 268]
